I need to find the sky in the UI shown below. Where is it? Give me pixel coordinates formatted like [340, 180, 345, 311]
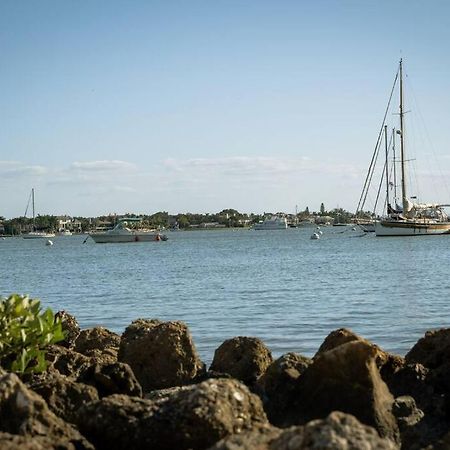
[2, 0, 450, 218]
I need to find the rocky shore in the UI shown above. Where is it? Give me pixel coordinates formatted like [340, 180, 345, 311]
[1, 312, 450, 449]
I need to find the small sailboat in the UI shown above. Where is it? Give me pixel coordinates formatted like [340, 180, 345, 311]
[22, 188, 55, 239]
[357, 60, 450, 236]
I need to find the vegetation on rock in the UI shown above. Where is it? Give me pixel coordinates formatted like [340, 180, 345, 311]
[0, 294, 64, 373]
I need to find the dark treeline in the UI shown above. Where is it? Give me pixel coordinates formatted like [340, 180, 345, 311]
[0, 206, 367, 234]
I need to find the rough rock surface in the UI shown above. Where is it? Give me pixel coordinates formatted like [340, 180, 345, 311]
[74, 327, 120, 363]
[209, 412, 397, 450]
[26, 370, 99, 423]
[46, 345, 92, 378]
[284, 340, 399, 443]
[78, 361, 142, 397]
[118, 318, 205, 391]
[257, 352, 311, 425]
[77, 378, 268, 450]
[55, 310, 80, 349]
[405, 329, 450, 368]
[0, 371, 93, 449]
[210, 336, 273, 386]
[0, 432, 83, 450]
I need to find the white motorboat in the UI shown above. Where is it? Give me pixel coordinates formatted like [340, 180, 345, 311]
[89, 218, 168, 243]
[253, 216, 288, 230]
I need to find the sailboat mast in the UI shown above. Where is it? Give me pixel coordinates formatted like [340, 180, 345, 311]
[399, 59, 407, 213]
[392, 128, 398, 203]
[32, 188, 35, 229]
[384, 125, 389, 210]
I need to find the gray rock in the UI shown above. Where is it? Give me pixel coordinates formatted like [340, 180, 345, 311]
[210, 336, 273, 386]
[0, 371, 93, 449]
[283, 340, 400, 444]
[76, 378, 268, 450]
[78, 361, 142, 397]
[118, 318, 205, 391]
[74, 326, 120, 363]
[26, 370, 99, 423]
[55, 310, 80, 349]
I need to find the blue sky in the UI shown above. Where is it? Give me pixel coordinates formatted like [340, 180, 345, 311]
[2, 0, 450, 218]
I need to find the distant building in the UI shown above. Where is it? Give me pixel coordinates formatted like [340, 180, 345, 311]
[57, 216, 82, 233]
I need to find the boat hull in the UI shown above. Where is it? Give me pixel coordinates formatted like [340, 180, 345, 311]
[375, 220, 450, 236]
[23, 232, 56, 239]
[89, 232, 163, 243]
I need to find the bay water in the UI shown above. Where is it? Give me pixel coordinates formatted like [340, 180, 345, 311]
[1, 227, 450, 363]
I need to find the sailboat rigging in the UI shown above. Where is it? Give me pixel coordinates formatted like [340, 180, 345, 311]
[357, 59, 450, 236]
[22, 188, 55, 239]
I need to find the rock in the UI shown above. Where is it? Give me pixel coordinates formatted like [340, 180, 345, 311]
[118, 319, 205, 391]
[285, 340, 400, 443]
[314, 328, 364, 356]
[0, 432, 81, 450]
[78, 361, 142, 397]
[405, 329, 450, 369]
[207, 424, 281, 450]
[392, 396, 424, 429]
[46, 345, 92, 379]
[0, 371, 93, 449]
[26, 370, 99, 423]
[76, 378, 268, 450]
[257, 352, 311, 425]
[55, 310, 80, 349]
[209, 412, 397, 450]
[210, 336, 273, 386]
[272, 411, 397, 450]
[74, 327, 120, 363]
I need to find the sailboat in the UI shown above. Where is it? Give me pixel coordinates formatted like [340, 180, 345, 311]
[22, 188, 55, 239]
[357, 60, 450, 236]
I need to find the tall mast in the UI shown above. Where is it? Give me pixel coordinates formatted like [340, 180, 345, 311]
[399, 59, 407, 213]
[32, 188, 35, 229]
[392, 127, 398, 203]
[384, 125, 389, 211]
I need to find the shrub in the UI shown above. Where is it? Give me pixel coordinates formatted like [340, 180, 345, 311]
[0, 294, 64, 373]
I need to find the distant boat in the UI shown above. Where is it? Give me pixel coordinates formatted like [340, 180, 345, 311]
[357, 59, 450, 236]
[89, 218, 168, 243]
[253, 216, 288, 230]
[58, 229, 73, 236]
[22, 188, 55, 239]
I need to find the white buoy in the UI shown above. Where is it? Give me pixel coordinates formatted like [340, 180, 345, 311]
[352, 227, 357, 231]
[46, 240, 53, 246]
[310, 232, 320, 240]
[318, 230, 323, 235]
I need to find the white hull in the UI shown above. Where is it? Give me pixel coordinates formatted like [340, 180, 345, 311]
[23, 232, 56, 239]
[253, 217, 288, 230]
[375, 220, 450, 236]
[90, 232, 163, 243]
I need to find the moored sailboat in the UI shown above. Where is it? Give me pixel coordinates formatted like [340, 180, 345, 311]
[358, 60, 450, 236]
[22, 188, 55, 239]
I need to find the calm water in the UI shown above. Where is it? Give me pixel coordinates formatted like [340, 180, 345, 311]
[1, 227, 450, 363]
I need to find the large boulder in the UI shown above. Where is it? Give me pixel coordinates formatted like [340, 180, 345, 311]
[26, 370, 99, 423]
[209, 412, 397, 450]
[118, 319, 205, 391]
[78, 361, 142, 397]
[46, 345, 92, 379]
[210, 336, 273, 386]
[272, 411, 397, 450]
[285, 340, 400, 443]
[0, 371, 93, 449]
[405, 329, 450, 368]
[257, 352, 311, 425]
[74, 327, 120, 363]
[76, 378, 268, 450]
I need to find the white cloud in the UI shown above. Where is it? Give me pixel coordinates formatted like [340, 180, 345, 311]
[70, 160, 137, 173]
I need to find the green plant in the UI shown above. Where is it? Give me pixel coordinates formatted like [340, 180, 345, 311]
[0, 294, 64, 373]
